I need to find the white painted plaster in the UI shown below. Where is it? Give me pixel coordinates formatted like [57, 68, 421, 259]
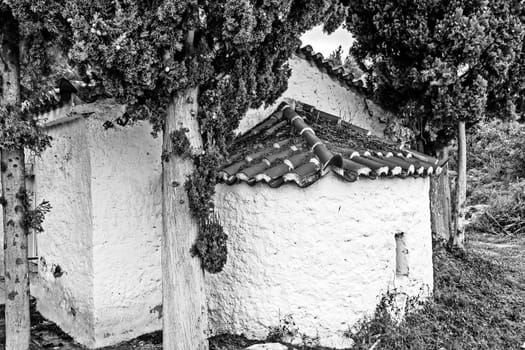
[31, 118, 95, 346]
[31, 102, 163, 348]
[237, 55, 389, 137]
[209, 175, 433, 349]
[87, 113, 163, 347]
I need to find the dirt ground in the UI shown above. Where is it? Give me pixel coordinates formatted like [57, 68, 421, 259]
[469, 232, 525, 291]
[1, 232, 524, 350]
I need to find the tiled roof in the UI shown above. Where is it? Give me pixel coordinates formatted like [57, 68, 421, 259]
[295, 45, 368, 93]
[219, 102, 444, 188]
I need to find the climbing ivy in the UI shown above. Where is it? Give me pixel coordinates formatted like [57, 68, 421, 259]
[161, 129, 192, 161]
[192, 215, 227, 274]
[25, 200, 52, 233]
[15, 189, 52, 233]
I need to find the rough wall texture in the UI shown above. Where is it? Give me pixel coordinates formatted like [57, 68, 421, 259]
[209, 175, 433, 349]
[87, 112, 163, 347]
[237, 55, 388, 136]
[31, 116, 96, 346]
[31, 102, 163, 348]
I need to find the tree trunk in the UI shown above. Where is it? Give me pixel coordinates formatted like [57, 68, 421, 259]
[2, 149, 30, 350]
[430, 146, 452, 242]
[452, 121, 467, 249]
[1, 10, 31, 350]
[162, 88, 209, 350]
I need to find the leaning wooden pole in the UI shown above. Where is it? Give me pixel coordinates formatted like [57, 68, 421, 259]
[0, 10, 31, 350]
[453, 120, 467, 249]
[161, 87, 209, 350]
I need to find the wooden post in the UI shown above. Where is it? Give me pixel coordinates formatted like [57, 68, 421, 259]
[453, 120, 467, 249]
[430, 146, 451, 242]
[161, 88, 209, 350]
[1, 9, 31, 350]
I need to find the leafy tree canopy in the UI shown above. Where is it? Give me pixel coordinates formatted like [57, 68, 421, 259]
[4, 0, 349, 148]
[2, 0, 349, 272]
[345, 0, 524, 150]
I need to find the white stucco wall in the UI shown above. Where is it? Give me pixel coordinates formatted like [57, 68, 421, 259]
[31, 102, 163, 348]
[209, 175, 433, 349]
[31, 116, 96, 346]
[87, 114, 163, 347]
[237, 55, 388, 136]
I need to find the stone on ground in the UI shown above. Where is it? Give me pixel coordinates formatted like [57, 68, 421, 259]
[244, 343, 292, 350]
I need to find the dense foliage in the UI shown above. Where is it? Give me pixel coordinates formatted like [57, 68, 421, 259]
[0, 3, 58, 154]
[466, 120, 525, 236]
[345, 0, 524, 151]
[2, 1, 81, 111]
[57, 0, 348, 140]
[486, 34, 525, 121]
[468, 120, 525, 181]
[0, 104, 50, 153]
[3, 1, 349, 272]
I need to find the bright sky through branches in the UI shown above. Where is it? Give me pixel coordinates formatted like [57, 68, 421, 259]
[300, 25, 355, 59]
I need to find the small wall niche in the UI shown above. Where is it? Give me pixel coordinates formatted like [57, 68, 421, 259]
[395, 232, 409, 277]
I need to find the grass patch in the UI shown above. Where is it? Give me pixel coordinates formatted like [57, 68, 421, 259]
[349, 242, 525, 350]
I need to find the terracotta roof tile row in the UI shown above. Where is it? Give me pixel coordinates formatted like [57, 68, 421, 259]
[295, 45, 368, 93]
[219, 102, 443, 188]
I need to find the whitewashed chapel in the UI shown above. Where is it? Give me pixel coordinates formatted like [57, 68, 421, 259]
[0, 46, 440, 349]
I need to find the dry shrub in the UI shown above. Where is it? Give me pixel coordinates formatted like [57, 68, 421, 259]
[470, 181, 525, 236]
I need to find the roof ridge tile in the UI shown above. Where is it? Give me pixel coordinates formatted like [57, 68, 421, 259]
[296, 45, 368, 93]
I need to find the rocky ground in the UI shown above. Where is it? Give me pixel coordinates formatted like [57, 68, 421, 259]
[1, 232, 524, 350]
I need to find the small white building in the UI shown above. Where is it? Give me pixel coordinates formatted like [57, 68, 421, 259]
[1, 47, 437, 349]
